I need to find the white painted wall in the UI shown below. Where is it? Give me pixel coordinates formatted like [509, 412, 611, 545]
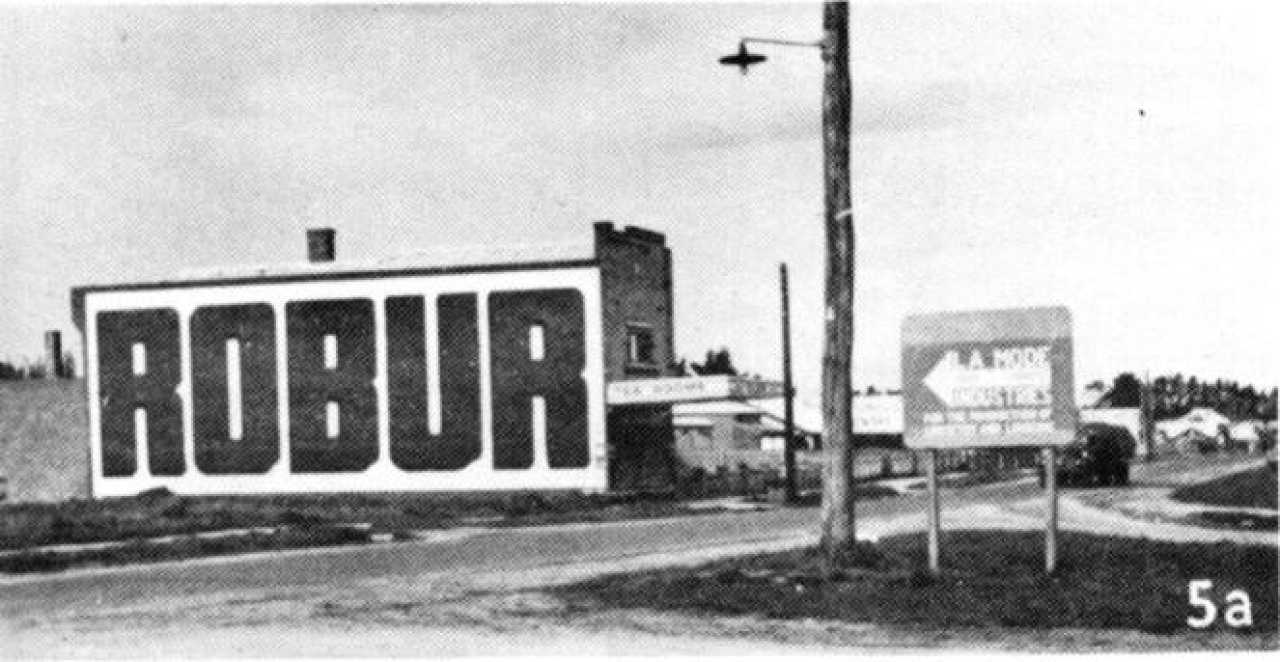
[83, 267, 606, 497]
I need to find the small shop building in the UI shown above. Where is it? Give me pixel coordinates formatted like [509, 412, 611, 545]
[672, 392, 905, 468]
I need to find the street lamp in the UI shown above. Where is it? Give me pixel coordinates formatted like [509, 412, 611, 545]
[717, 37, 826, 74]
[718, 2, 856, 561]
[717, 42, 767, 74]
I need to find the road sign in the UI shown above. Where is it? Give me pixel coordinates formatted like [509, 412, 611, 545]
[903, 306, 1075, 576]
[901, 306, 1075, 449]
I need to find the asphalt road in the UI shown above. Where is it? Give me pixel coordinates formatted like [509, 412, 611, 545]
[1, 478, 1040, 626]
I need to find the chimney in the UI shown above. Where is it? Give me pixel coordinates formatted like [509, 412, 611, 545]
[307, 228, 336, 263]
[44, 330, 63, 379]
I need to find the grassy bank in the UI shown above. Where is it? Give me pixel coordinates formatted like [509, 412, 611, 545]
[1171, 465, 1278, 510]
[556, 530, 1277, 634]
[0, 524, 374, 574]
[0, 484, 903, 556]
[761, 483, 900, 507]
[0, 489, 711, 552]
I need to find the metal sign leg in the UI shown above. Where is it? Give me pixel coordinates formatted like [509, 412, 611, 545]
[1044, 446, 1058, 574]
[927, 449, 940, 575]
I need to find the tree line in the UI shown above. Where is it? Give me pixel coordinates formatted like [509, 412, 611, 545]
[1096, 372, 1277, 421]
[0, 354, 76, 380]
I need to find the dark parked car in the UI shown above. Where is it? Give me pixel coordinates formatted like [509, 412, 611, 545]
[1039, 423, 1137, 487]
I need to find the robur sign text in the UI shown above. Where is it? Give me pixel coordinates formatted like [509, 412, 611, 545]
[94, 289, 590, 479]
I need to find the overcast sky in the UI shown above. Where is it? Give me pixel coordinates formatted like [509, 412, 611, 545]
[1, 2, 1276, 398]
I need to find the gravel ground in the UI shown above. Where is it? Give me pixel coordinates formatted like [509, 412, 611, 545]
[6, 557, 1274, 656]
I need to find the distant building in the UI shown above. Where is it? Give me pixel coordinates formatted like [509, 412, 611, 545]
[1078, 383, 1108, 409]
[1227, 420, 1270, 453]
[673, 400, 818, 473]
[1154, 407, 1232, 451]
[672, 394, 905, 473]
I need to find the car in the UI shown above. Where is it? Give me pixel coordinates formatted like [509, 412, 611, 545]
[1039, 422, 1136, 487]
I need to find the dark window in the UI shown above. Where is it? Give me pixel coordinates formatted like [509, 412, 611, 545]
[626, 324, 655, 366]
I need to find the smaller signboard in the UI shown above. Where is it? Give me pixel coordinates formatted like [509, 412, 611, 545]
[901, 306, 1075, 449]
[607, 375, 784, 405]
[853, 394, 904, 435]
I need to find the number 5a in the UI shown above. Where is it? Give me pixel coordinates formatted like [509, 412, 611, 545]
[1187, 579, 1254, 628]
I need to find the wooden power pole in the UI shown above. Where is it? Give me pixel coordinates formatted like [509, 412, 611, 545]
[780, 263, 797, 502]
[818, 0, 856, 557]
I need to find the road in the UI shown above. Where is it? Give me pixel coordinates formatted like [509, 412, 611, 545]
[1, 454, 1270, 655]
[1, 478, 1031, 619]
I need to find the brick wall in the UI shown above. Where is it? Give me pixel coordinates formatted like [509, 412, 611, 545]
[594, 222, 677, 491]
[594, 222, 674, 382]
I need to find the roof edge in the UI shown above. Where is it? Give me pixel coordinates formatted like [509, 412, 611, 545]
[70, 258, 601, 305]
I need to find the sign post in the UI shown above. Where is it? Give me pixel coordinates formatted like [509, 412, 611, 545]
[901, 306, 1075, 575]
[927, 448, 941, 574]
[1044, 446, 1058, 573]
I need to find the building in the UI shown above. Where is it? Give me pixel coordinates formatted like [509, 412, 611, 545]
[672, 399, 820, 473]
[70, 222, 677, 497]
[672, 393, 909, 478]
[1154, 407, 1232, 451]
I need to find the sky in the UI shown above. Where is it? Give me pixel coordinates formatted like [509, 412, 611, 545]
[1, 1, 1277, 400]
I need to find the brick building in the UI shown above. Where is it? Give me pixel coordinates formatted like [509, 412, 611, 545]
[70, 222, 677, 497]
[593, 223, 680, 490]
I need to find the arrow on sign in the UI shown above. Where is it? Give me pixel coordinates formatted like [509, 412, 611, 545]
[924, 349, 1052, 409]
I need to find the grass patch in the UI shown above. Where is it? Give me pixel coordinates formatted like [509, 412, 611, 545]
[1172, 466, 1278, 510]
[555, 530, 1277, 634]
[770, 483, 900, 507]
[0, 525, 371, 574]
[936, 468, 1029, 489]
[1192, 511, 1277, 531]
[0, 487, 903, 574]
[0, 489, 702, 552]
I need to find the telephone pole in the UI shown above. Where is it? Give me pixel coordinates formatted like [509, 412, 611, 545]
[717, 0, 855, 557]
[780, 263, 797, 502]
[817, 0, 856, 557]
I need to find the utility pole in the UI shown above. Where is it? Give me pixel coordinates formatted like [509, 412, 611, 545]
[819, 0, 860, 558]
[780, 263, 797, 502]
[716, 0, 855, 556]
[818, 0, 856, 558]
[44, 330, 64, 379]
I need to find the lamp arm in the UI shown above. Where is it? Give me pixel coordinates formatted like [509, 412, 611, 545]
[741, 37, 826, 51]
